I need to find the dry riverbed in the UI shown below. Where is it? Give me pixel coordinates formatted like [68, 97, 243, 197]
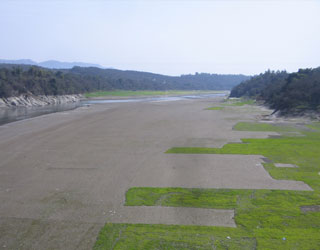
[0, 97, 312, 249]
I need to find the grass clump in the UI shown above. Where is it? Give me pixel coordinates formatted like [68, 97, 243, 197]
[126, 187, 238, 209]
[206, 107, 224, 110]
[205, 99, 255, 111]
[95, 213, 320, 249]
[94, 224, 255, 250]
[222, 99, 255, 106]
[233, 122, 299, 133]
[166, 122, 320, 190]
[95, 122, 320, 249]
[125, 187, 320, 231]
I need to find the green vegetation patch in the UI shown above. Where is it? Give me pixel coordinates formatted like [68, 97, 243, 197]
[222, 99, 255, 106]
[95, 187, 320, 249]
[94, 223, 255, 250]
[95, 122, 320, 249]
[94, 222, 320, 249]
[167, 122, 320, 190]
[85, 90, 220, 98]
[233, 122, 299, 133]
[125, 187, 320, 231]
[205, 99, 255, 112]
[126, 187, 238, 209]
[206, 106, 224, 110]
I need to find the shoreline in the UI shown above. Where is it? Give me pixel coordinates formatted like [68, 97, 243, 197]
[0, 93, 227, 126]
[85, 90, 229, 100]
[0, 91, 228, 107]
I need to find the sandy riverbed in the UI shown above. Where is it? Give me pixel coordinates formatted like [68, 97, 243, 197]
[0, 97, 310, 249]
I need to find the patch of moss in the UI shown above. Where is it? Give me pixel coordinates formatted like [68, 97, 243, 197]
[126, 187, 239, 209]
[233, 122, 299, 133]
[222, 99, 255, 106]
[94, 223, 320, 250]
[125, 187, 320, 231]
[94, 223, 255, 250]
[206, 107, 224, 110]
[95, 122, 320, 249]
[167, 122, 320, 191]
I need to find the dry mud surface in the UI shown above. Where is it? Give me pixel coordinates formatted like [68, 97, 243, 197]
[0, 98, 311, 249]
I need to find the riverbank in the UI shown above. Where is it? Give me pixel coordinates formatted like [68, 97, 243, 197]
[0, 94, 82, 108]
[0, 93, 228, 126]
[0, 91, 228, 107]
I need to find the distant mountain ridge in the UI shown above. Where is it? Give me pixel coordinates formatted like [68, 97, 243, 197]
[0, 63, 250, 98]
[0, 59, 103, 69]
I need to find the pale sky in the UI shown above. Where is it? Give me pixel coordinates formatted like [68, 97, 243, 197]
[1, 0, 319, 76]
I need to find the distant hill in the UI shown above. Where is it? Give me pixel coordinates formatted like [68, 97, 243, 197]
[69, 67, 249, 91]
[38, 60, 102, 69]
[230, 68, 320, 115]
[0, 63, 250, 98]
[0, 59, 103, 69]
[0, 59, 37, 66]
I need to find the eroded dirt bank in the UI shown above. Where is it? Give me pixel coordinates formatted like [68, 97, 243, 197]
[0, 94, 82, 108]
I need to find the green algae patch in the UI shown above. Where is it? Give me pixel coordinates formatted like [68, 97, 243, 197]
[206, 107, 224, 110]
[94, 223, 255, 250]
[126, 187, 239, 209]
[95, 122, 320, 249]
[125, 187, 320, 231]
[167, 122, 320, 191]
[94, 223, 320, 250]
[204, 99, 255, 111]
[166, 147, 220, 154]
[222, 99, 255, 106]
[233, 122, 299, 133]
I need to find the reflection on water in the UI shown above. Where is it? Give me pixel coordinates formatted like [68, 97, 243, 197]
[0, 93, 227, 126]
[82, 93, 227, 104]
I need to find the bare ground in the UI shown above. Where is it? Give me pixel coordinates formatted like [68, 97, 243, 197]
[0, 98, 311, 249]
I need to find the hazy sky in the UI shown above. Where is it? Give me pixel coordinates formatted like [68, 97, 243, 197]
[1, 0, 319, 76]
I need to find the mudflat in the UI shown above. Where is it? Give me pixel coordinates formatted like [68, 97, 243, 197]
[0, 97, 310, 249]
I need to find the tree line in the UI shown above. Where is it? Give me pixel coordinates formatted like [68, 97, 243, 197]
[0, 64, 249, 98]
[230, 67, 320, 114]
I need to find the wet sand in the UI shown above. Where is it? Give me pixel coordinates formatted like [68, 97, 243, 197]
[0, 97, 311, 249]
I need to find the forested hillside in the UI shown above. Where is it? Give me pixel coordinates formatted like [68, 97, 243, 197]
[0, 64, 249, 98]
[230, 68, 320, 114]
[0, 66, 99, 97]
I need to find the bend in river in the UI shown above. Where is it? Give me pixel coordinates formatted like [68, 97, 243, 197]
[0, 93, 228, 126]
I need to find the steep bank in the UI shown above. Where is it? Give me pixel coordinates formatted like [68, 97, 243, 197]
[0, 94, 82, 108]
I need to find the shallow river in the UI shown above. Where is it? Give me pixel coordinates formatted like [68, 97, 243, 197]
[0, 93, 227, 126]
